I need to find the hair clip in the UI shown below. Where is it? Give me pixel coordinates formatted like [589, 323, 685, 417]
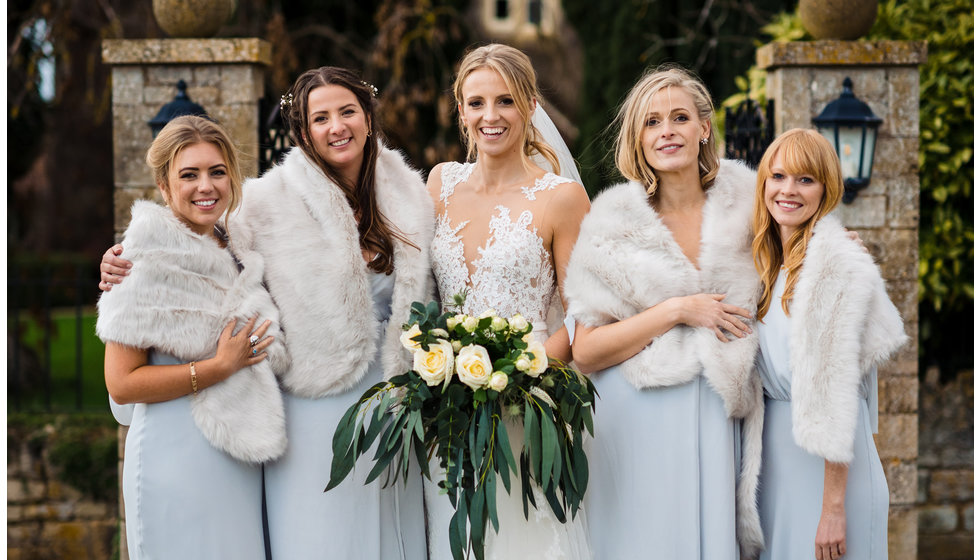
[280, 92, 294, 111]
[361, 81, 379, 97]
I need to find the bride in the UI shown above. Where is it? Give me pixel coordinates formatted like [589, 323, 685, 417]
[425, 43, 592, 559]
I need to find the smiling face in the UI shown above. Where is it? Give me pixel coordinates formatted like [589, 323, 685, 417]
[161, 141, 231, 237]
[639, 86, 711, 178]
[459, 67, 526, 159]
[764, 150, 826, 244]
[306, 84, 369, 183]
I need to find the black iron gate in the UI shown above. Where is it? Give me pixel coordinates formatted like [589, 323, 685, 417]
[724, 98, 775, 168]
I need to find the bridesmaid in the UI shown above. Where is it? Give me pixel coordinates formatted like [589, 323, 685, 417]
[749, 128, 905, 560]
[563, 66, 765, 559]
[99, 68, 432, 559]
[98, 115, 288, 559]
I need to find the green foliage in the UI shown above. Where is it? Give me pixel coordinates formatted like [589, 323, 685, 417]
[870, 0, 974, 375]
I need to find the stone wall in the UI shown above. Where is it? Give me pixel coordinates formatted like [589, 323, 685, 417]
[759, 40, 927, 559]
[918, 369, 974, 559]
[101, 38, 271, 237]
[7, 418, 119, 560]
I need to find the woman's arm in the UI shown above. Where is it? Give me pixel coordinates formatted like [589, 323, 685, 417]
[571, 293, 754, 373]
[105, 317, 274, 404]
[543, 182, 591, 363]
[814, 461, 848, 560]
[99, 244, 132, 290]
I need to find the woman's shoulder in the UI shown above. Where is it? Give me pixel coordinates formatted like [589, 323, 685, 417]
[802, 215, 882, 289]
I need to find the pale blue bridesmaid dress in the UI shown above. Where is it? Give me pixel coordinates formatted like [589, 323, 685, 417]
[571, 322, 740, 560]
[263, 270, 426, 560]
[757, 269, 888, 559]
[120, 352, 266, 560]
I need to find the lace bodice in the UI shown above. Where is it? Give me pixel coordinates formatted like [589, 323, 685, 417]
[431, 162, 572, 324]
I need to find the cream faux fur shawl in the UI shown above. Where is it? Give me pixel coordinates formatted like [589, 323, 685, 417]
[234, 145, 433, 399]
[564, 159, 766, 556]
[564, 159, 762, 417]
[96, 200, 289, 463]
[782, 215, 905, 462]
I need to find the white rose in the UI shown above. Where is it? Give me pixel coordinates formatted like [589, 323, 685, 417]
[413, 339, 455, 386]
[488, 371, 509, 392]
[508, 313, 529, 332]
[430, 328, 450, 339]
[462, 316, 479, 333]
[455, 344, 493, 389]
[491, 317, 508, 331]
[524, 340, 548, 377]
[446, 315, 460, 329]
[400, 324, 423, 350]
[451, 340, 463, 353]
[478, 308, 497, 319]
[515, 357, 532, 372]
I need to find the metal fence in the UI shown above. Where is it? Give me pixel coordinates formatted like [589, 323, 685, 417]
[724, 98, 775, 168]
[8, 258, 101, 412]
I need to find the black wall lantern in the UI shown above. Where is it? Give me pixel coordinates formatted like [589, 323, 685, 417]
[812, 77, 883, 204]
[148, 80, 209, 137]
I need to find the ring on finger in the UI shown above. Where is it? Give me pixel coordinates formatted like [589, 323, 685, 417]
[249, 335, 259, 346]
[252, 348, 258, 355]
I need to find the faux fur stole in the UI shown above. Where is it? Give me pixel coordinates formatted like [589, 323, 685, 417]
[235, 144, 433, 398]
[564, 159, 762, 418]
[787, 215, 907, 463]
[96, 200, 288, 463]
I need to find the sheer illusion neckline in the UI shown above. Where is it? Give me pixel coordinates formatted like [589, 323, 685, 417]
[431, 161, 573, 322]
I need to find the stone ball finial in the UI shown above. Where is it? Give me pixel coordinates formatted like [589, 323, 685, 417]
[152, 0, 236, 38]
[799, 0, 878, 40]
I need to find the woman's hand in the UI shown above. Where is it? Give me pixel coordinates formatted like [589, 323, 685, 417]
[675, 293, 753, 342]
[814, 506, 847, 560]
[99, 244, 132, 291]
[210, 316, 275, 381]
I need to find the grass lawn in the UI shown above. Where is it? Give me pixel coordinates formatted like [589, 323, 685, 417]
[9, 307, 110, 412]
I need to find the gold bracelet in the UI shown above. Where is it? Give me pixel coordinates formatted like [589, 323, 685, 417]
[190, 361, 199, 395]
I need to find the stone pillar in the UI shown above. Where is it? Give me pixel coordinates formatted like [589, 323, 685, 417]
[758, 40, 927, 560]
[102, 38, 271, 236]
[101, 38, 270, 560]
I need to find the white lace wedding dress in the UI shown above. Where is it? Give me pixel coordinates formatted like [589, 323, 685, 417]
[425, 161, 592, 560]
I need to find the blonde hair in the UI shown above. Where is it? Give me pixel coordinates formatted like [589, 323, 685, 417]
[614, 65, 719, 196]
[146, 115, 244, 232]
[752, 128, 844, 318]
[452, 43, 561, 175]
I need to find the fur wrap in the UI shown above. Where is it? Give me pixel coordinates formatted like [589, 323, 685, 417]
[564, 159, 766, 556]
[564, 160, 762, 416]
[234, 144, 434, 398]
[96, 200, 289, 463]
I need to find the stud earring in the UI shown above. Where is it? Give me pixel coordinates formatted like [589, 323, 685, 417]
[699, 137, 709, 145]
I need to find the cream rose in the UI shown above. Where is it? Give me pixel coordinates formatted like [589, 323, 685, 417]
[515, 357, 532, 372]
[491, 317, 508, 332]
[400, 324, 423, 350]
[524, 340, 548, 377]
[455, 344, 493, 389]
[508, 313, 529, 332]
[478, 308, 498, 319]
[462, 316, 479, 333]
[488, 371, 509, 392]
[413, 339, 455, 386]
[430, 328, 449, 339]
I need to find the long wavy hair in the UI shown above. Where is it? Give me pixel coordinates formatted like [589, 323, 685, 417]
[614, 65, 720, 197]
[452, 43, 561, 175]
[146, 115, 244, 232]
[752, 128, 844, 318]
[283, 66, 410, 274]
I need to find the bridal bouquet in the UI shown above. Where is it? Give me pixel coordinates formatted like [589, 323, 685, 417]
[327, 295, 596, 560]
